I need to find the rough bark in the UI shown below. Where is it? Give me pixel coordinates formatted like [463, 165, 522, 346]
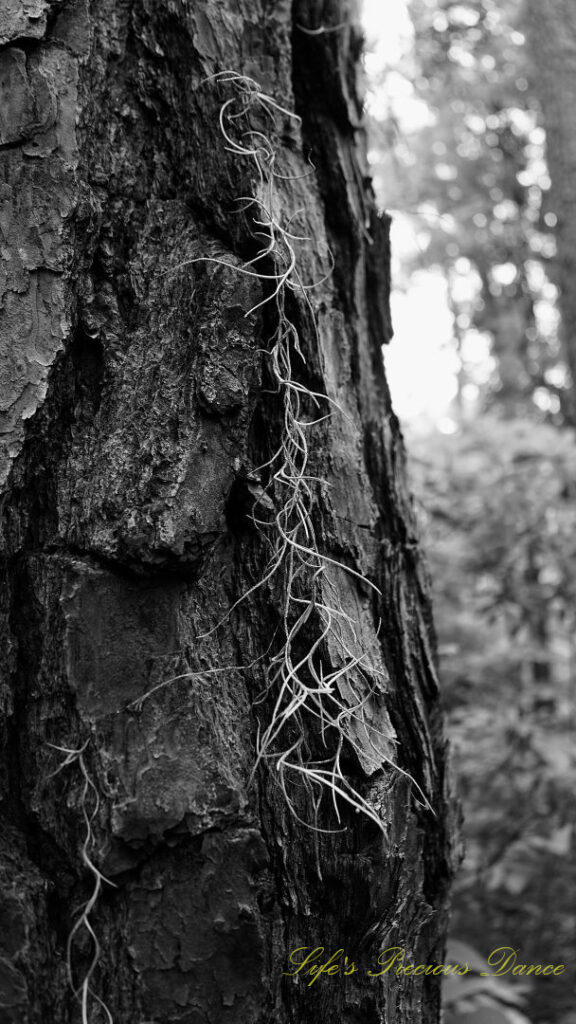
[0, 2, 456, 1023]
[525, 0, 576, 420]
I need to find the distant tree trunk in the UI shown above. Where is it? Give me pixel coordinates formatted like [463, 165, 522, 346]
[0, 2, 456, 1023]
[525, 0, 576, 420]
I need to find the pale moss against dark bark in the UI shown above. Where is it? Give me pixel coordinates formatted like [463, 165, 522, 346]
[0, 2, 457, 1022]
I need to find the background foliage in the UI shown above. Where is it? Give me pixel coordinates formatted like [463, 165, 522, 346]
[368, 1, 576, 1022]
[409, 421, 576, 1024]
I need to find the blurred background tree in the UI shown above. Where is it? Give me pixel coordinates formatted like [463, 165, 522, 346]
[525, 0, 576, 424]
[365, 1, 576, 1022]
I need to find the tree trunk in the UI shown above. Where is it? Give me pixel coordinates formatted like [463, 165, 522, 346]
[0, 2, 456, 1022]
[525, 0, 576, 420]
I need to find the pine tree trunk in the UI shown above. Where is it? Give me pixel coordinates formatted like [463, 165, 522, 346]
[0, 2, 456, 1022]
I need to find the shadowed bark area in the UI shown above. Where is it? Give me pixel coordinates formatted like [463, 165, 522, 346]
[0, 1, 457, 1022]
